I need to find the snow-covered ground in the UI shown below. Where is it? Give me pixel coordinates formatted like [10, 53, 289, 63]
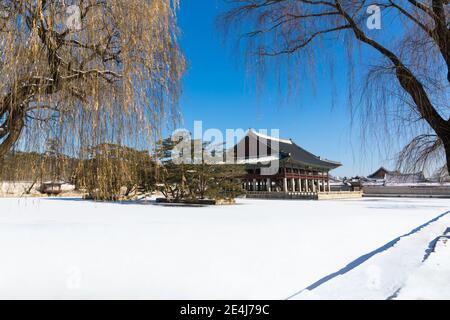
[0, 197, 448, 299]
[396, 229, 450, 299]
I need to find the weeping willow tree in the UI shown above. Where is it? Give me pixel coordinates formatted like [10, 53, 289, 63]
[74, 143, 156, 200]
[221, 0, 450, 176]
[0, 1, 185, 196]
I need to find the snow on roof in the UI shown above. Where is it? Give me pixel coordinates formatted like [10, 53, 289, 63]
[248, 128, 293, 145]
[243, 129, 341, 169]
[235, 155, 280, 165]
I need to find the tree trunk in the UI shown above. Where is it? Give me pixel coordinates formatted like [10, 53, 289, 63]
[443, 135, 450, 174]
[0, 87, 29, 159]
[0, 115, 24, 159]
[335, 3, 450, 173]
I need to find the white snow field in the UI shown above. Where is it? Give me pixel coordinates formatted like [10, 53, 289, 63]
[396, 229, 450, 300]
[0, 197, 449, 300]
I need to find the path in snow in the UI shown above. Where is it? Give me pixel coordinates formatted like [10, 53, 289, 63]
[290, 209, 450, 300]
[395, 228, 450, 300]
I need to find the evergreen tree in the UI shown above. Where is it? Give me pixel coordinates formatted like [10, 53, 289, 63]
[155, 138, 246, 202]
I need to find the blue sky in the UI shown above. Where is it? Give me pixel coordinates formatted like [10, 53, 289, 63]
[176, 0, 397, 177]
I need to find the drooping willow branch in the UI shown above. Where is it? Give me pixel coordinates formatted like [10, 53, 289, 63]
[0, 0, 186, 159]
[221, 0, 450, 173]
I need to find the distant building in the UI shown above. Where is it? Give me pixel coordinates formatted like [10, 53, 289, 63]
[346, 177, 367, 191]
[329, 176, 351, 192]
[366, 167, 427, 185]
[232, 129, 341, 193]
[367, 167, 396, 180]
[385, 172, 427, 185]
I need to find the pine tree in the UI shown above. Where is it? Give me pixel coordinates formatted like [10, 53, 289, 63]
[155, 138, 246, 203]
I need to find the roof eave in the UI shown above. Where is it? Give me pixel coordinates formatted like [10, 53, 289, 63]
[283, 157, 342, 170]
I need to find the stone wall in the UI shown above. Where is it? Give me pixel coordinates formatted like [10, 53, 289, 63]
[0, 181, 76, 197]
[363, 186, 450, 198]
[0, 182, 40, 196]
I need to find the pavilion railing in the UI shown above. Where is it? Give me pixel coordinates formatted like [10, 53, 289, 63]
[245, 191, 318, 200]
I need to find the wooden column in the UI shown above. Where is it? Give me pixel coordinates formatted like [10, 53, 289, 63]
[327, 172, 330, 192]
[322, 172, 326, 192]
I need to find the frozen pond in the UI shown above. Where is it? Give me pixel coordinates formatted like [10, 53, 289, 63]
[0, 197, 448, 299]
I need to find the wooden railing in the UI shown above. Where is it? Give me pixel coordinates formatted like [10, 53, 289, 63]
[246, 191, 318, 200]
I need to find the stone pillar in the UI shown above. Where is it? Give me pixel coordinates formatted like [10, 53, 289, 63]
[283, 178, 288, 193]
[327, 173, 330, 192]
[253, 179, 257, 192]
[321, 179, 325, 193]
[291, 178, 296, 192]
[298, 178, 302, 193]
[312, 179, 316, 193]
[267, 178, 271, 192]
